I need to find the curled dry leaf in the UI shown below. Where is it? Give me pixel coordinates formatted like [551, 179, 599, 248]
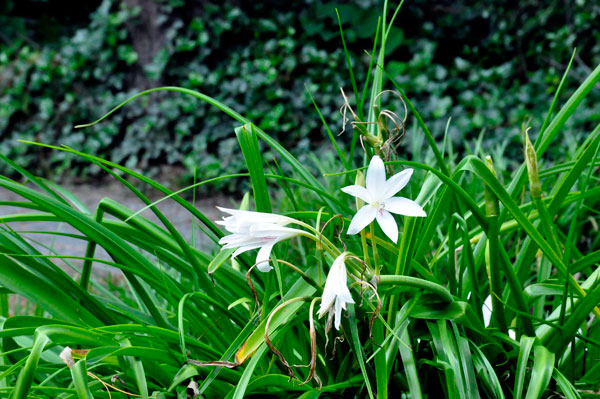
[187, 380, 200, 398]
[59, 346, 74, 369]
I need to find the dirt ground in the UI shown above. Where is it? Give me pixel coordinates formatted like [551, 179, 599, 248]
[0, 180, 233, 280]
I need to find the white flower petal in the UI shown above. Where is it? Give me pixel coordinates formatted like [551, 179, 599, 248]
[382, 168, 413, 199]
[347, 205, 377, 235]
[365, 156, 386, 196]
[216, 207, 303, 273]
[319, 259, 343, 317]
[215, 206, 236, 214]
[255, 240, 276, 272]
[384, 197, 427, 217]
[216, 207, 294, 229]
[328, 255, 347, 293]
[341, 185, 372, 203]
[219, 233, 262, 246]
[334, 298, 343, 330]
[249, 224, 302, 238]
[318, 289, 336, 318]
[318, 254, 354, 330]
[339, 289, 354, 305]
[232, 242, 264, 258]
[482, 295, 492, 327]
[375, 209, 399, 243]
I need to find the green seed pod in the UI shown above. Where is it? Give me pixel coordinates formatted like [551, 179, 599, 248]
[524, 129, 542, 199]
[483, 155, 499, 217]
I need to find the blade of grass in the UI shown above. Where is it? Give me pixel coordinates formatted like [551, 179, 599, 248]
[539, 49, 576, 135]
[514, 336, 535, 399]
[71, 359, 94, 399]
[71, 87, 341, 214]
[336, 9, 360, 119]
[524, 345, 554, 399]
[346, 303, 375, 399]
[464, 156, 599, 316]
[235, 124, 271, 213]
[11, 331, 49, 399]
[306, 88, 350, 170]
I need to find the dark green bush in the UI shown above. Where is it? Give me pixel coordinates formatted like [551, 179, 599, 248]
[1, 0, 598, 189]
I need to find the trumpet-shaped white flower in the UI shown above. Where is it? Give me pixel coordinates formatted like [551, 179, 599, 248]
[216, 207, 303, 272]
[342, 155, 426, 243]
[317, 253, 354, 330]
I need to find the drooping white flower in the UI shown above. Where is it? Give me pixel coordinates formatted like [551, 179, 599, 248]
[342, 155, 426, 243]
[216, 207, 303, 272]
[317, 253, 354, 330]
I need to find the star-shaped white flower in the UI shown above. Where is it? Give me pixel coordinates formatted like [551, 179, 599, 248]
[317, 253, 354, 330]
[216, 207, 303, 272]
[342, 155, 426, 243]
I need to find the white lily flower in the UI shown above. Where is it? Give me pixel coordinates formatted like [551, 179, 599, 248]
[342, 155, 426, 243]
[216, 207, 303, 272]
[317, 253, 354, 330]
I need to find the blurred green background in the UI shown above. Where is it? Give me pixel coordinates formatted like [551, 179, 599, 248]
[1, 0, 599, 191]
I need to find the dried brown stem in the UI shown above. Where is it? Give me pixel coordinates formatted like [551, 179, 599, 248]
[330, 335, 345, 359]
[245, 261, 265, 316]
[299, 298, 322, 388]
[264, 297, 308, 380]
[87, 371, 142, 398]
[374, 90, 408, 124]
[188, 359, 239, 368]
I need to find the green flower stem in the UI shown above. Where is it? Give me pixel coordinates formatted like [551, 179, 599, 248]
[361, 228, 373, 271]
[293, 222, 341, 259]
[292, 224, 370, 278]
[80, 206, 104, 291]
[370, 223, 381, 275]
[525, 130, 562, 254]
[452, 214, 482, 318]
[484, 156, 508, 334]
[447, 217, 458, 296]
[275, 260, 322, 292]
[525, 130, 600, 322]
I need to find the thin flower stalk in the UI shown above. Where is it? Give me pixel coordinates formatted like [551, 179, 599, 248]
[264, 297, 309, 380]
[299, 297, 322, 388]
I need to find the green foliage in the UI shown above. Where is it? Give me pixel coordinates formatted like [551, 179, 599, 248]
[2, 0, 599, 191]
[388, 0, 600, 173]
[1, 5, 600, 395]
[1, 10, 600, 395]
[1, 0, 368, 189]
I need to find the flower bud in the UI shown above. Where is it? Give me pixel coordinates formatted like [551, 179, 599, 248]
[524, 129, 541, 199]
[354, 169, 366, 208]
[483, 156, 499, 217]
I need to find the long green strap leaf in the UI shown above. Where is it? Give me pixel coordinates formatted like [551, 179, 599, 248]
[71, 359, 95, 399]
[514, 336, 535, 399]
[236, 124, 272, 213]
[524, 346, 554, 399]
[72, 86, 341, 214]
